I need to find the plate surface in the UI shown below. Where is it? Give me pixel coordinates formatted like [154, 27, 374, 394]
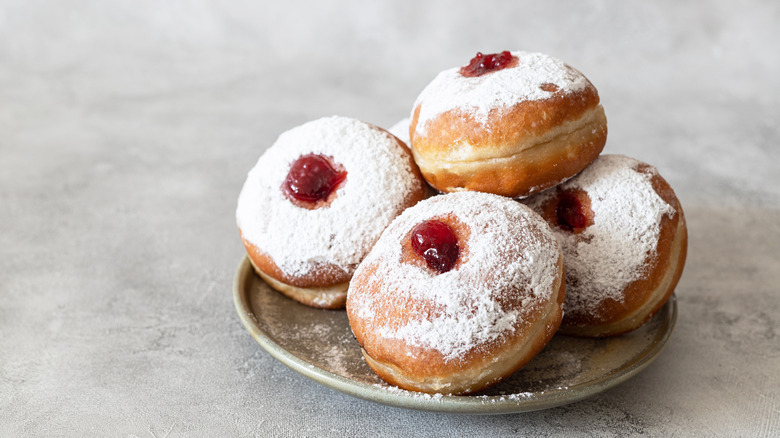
[233, 257, 677, 414]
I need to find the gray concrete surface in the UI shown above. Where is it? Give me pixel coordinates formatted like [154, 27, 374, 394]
[1, 1, 778, 436]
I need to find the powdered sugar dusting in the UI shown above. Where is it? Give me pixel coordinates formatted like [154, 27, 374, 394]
[349, 192, 560, 361]
[236, 116, 420, 278]
[523, 155, 676, 319]
[412, 51, 591, 135]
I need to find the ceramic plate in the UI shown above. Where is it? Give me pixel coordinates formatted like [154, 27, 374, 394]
[233, 257, 677, 414]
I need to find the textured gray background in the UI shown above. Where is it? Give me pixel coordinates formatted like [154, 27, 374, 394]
[1, 1, 779, 436]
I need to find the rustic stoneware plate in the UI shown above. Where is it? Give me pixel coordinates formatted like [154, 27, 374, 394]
[233, 256, 677, 414]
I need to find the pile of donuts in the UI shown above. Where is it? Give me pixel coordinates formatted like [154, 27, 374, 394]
[236, 50, 688, 395]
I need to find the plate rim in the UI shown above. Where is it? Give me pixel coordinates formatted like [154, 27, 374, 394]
[233, 256, 677, 414]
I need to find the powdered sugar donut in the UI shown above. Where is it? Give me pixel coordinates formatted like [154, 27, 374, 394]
[236, 116, 427, 309]
[346, 192, 565, 394]
[523, 154, 687, 337]
[410, 51, 607, 198]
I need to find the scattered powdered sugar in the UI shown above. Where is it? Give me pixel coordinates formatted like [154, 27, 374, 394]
[523, 155, 676, 318]
[412, 51, 591, 135]
[374, 383, 446, 400]
[350, 192, 560, 361]
[236, 116, 420, 278]
[387, 118, 410, 146]
[372, 382, 548, 403]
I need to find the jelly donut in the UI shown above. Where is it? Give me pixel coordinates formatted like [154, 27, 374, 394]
[523, 154, 687, 337]
[409, 50, 607, 198]
[236, 116, 427, 309]
[346, 192, 565, 394]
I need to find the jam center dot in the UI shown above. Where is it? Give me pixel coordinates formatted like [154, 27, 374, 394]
[556, 191, 593, 233]
[282, 153, 347, 206]
[460, 51, 517, 77]
[410, 220, 460, 274]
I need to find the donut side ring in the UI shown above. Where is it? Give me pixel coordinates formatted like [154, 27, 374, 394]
[241, 235, 350, 309]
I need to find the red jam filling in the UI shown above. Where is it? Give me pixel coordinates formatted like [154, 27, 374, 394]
[411, 220, 460, 273]
[282, 153, 347, 206]
[460, 51, 517, 77]
[555, 191, 594, 233]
